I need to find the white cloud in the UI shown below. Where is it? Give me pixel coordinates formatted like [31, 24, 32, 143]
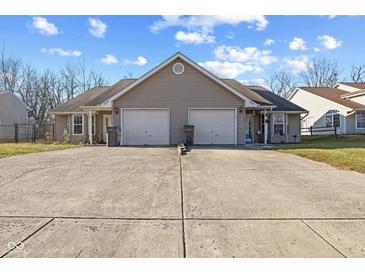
[124, 56, 148, 66]
[328, 15, 337, 19]
[279, 55, 309, 74]
[88, 18, 107, 38]
[289, 37, 307, 50]
[100, 54, 118, 64]
[31, 17, 59, 36]
[198, 61, 261, 78]
[214, 45, 277, 65]
[41, 48, 81, 57]
[313, 47, 320, 52]
[318, 35, 342, 49]
[175, 31, 215, 44]
[150, 15, 268, 33]
[264, 39, 275, 46]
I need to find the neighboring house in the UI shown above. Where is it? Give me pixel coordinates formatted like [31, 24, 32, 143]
[289, 83, 365, 135]
[50, 52, 306, 145]
[0, 90, 29, 140]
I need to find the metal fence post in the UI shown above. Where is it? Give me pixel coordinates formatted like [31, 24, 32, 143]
[334, 126, 337, 137]
[14, 123, 18, 143]
[310, 126, 313, 136]
[32, 124, 36, 143]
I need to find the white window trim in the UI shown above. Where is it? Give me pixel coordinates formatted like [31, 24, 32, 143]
[272, 113, 285, 135]
[72, 114, 84, 135]
[325, 112, 341, 128]
[355, 111, 365, 129]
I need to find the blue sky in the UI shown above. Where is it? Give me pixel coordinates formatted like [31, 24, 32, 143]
[0, 15, 364, 85]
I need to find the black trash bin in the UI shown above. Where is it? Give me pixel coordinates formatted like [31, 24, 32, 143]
[106, 126, 118, 147]
[184, 125, 194, 146]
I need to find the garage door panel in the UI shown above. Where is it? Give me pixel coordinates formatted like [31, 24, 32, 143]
[189, 109, 235, 145]
[123, 109, 170, 145]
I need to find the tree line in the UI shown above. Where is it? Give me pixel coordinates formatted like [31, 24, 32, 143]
[0, 47, 108, 124]
[1, 47, 365, 124]
[264, 58, 365, 99]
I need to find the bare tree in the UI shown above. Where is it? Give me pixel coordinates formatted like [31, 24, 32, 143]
[299, 58, 340, 87]
[123, 71, 134, 79]
[0, 46, 22, 92]
[265, 72, 298, 98]
[90, 70, 108, 87]
[350, 64, 365, 83]
[59, 63, 80, 100]
[0, 47, 108, 124]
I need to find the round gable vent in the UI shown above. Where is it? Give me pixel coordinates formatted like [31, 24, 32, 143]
[173, 63, 184, 75]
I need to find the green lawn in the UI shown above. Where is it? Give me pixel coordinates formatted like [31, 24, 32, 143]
[276, 135, 365, 174]
[0, 142, 82, 159]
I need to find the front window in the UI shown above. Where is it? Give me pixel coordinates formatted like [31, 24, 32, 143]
[325, 112, 340, 128]
[356, 112, 365, 129]
[92, 115, 95, 135]
[273, 113, 284, 134]
[73, 114, 84, 135]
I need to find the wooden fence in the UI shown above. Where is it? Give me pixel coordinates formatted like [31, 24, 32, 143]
[301, 126, 338, 137]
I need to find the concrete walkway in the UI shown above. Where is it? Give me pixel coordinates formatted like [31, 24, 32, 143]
[0, 146, 365, 257]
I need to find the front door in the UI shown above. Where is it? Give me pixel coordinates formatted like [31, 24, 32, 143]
[103, 114, 112, 142]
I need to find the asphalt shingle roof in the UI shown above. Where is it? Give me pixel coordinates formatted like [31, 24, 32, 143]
[339, 82, 365, 90]
[247, 86, 307, 112]
[50, 78, 306, 113]
[222, 79, 273, 106]
[299, 87, 365, 110]
[50, 79, 135, 112]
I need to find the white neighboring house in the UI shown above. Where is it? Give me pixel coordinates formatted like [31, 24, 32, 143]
[0, 90, 29, 140]
[288, 83, 365, 135]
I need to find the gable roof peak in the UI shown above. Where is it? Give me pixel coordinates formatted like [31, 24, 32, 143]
[102, 52, 259, 107]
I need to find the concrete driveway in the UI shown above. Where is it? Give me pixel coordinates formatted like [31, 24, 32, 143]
[1, 146, 365, 257]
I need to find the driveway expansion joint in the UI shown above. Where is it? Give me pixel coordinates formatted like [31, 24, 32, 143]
[179, 155, 187, 258]
[1, 217, 55, 258]
[300, 219, 347, 258]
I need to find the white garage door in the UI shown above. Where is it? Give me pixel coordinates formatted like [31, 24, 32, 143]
[189, 109, 236, 145]
[122, 109, 170, 145]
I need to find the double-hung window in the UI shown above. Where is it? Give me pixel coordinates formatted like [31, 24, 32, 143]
[325, 112, 340, 128]
[356, 112, 365, 129]
[73, 114, 84, 135]
[273, 113, 285, 134]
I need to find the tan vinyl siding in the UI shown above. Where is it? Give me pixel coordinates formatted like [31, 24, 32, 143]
[54, 115, 67, 141]
[113, 58, 246, 145]
[347, 113, 365, 134]
[287, 114, 301, 143]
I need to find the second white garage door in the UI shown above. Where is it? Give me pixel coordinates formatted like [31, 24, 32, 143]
[122, 109, 170, 145]
[189, 109, 236, 145]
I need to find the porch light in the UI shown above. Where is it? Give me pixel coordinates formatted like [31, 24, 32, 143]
[114, 107, 119, 114]
[239, 107, 243, 113]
